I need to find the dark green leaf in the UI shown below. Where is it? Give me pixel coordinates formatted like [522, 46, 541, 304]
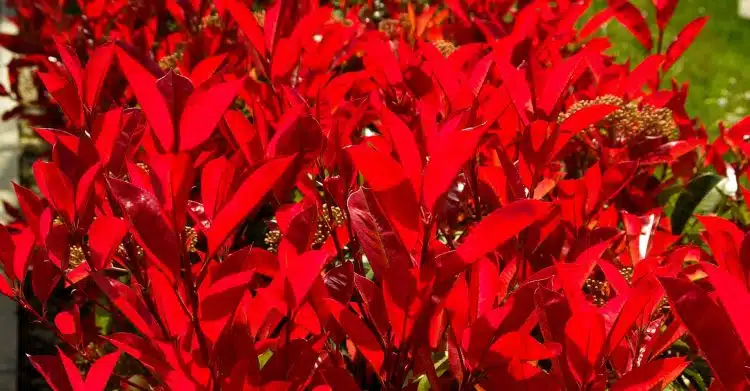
[671, 173, 723, 234]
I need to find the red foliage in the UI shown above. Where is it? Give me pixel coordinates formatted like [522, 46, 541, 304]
[1, 0, 748, 390]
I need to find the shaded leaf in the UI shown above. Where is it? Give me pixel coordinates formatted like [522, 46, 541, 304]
[423, 125, 488, 212]
[612, 357, 689, 391]
[87, 216, 128, 270]
[659, 277, 749, 391]
[178, 78, 245, 150]
[455, 200, 552, 265]
[325, 299, 385, 377]
[92, 274, 164, 339]
[116, 48, 173, 150]
[107, 178, 181, 280]
[565, 310, 606, 386]
[207, 155, 297, 255]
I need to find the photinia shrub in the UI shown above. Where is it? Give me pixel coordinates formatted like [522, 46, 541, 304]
[2, 0, 750, 389]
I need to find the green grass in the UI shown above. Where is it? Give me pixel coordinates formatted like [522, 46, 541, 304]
[585, 0, 750, 137]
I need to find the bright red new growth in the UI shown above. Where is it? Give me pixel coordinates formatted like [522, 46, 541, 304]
[2, 0, 743, 390]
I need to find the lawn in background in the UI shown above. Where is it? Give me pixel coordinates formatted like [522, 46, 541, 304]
[586, 0, 750, 137]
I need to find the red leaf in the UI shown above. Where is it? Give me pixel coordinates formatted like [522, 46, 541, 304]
[353, 274, 390, 340]
[489, 331, 562, 362]
[87, 216, 128, 270]
[495, 61, 533, 125]
[324, 261, 354, 303]
[696, 215, 744, 282]
[468, 258, 500, 320]
[57, 348, 86, 391]
[464, 283, 540, 365]
[11, 228, 35, 284]
[609, 1, 653, 51]
[613, 357, 689, 391]
[116, 48, 174, 150]
[347, 188, 412, 279]
[623, 55, 663, 96]
[104, 333, 167, 372]
[201, 248, 276, 303]
[107, 178, 181, 281]
[54, 305, 82, 346]
[33, 161, 75, 225]
[363, 35, 403, 86]
[558, 104, 619, 134]
[565, 309, 606, 386]
[444, 0, 470, 24]
[0, 225, 13, 274]
[659, 277, 749, 391]
[263, 0, 283, 51]
[207, 155, 296, 255]
[224, 111, 265, 165]
[42, 210, 70, 270]
[580, 8, 614, 40]
[92, 109, 130, 169]
[276, 250, 330, 310]
[645, 318, 686, 360]
[160, 153, 195, 230]
[92, 274, 164, 339]
[325, 299, 385, 377]
[663, 17, 707, 72]
[261, 337, 325, 387]
[601, 161, 639, 203]
[554, 104, 619, 159]
[13, 183, 44, 238]
[606, 277, 662, 354]
[346, 144, 408, 192]
[84, 43, 116, 109]
[317, 361, 362, 391]
[375, 180, 422, 255]
[380, 108, 422, 193]
[54, 39, 84, 95]
[446, 276, 470, 344]
[271, 37, 300, 81]
[28, 355, 74, 391]
[156, 71, 194, 132]
[482, 359, 560, 390]
[382, 262, 421, 346]
[654, 0, 680, 31]
[534, 287, 576, 389]
[106, 333, 198, 389]
[84, 352, 121, 391]
[178, 78, 245, 151]
[557, 240, 613, 308]
[225, 0, 267, 55]
[189, 53, 228, 87]
[147, 266, 190, 338]
[423, 124, 489, 212]
[200, 157, 237, 219]
[75, 164, 100, 229]
[486, 148, 526, 203]
[264, 103, 312, 159]
[467, 53, 494, 98]
[728, 116, 750, 142]
[700, 263, 750, 356]
[537, 54, 584, 115]
[741, 231, 750, 287]
[455, 200, 552, 265]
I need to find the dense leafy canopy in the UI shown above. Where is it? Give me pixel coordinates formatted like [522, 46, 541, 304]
[1, 0, 748, 390]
